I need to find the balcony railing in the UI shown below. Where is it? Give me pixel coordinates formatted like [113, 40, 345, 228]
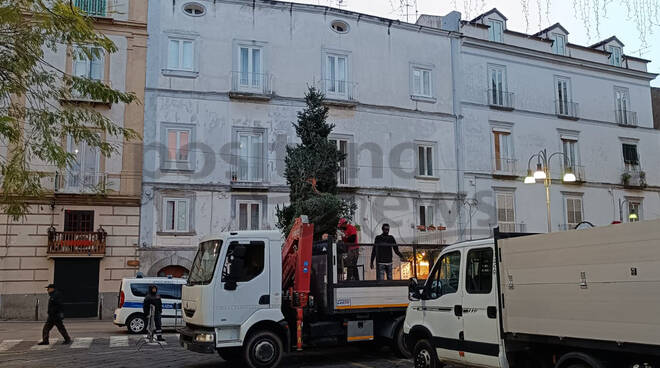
[414, 226, 446, 245]
[493, 223, 527, 233]
[487, 89, 515, 110]
[555, 100, 579, 119]
[55, 171, 107, 193]
[615, 109, 638, 127]
[230, 71, 273, 96]
[563, 164, 586, 182]
[74, 0, 107, 17]
[47, 230, 107, 256]
[622, 166, 646, 188]
[230, 167, 267, 185]
[321, 79, 358, 102]
[492, 157, 517, 176]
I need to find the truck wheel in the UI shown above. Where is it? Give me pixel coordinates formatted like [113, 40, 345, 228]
[392, 324, 412, 358]
[126, 314, 146, 334]
[413, 339, 438, 368]
[217, 347, 241, 362]
[243, 331, 284, 368]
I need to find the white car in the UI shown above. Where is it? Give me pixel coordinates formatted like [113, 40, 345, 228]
[113, 276, 186, 334]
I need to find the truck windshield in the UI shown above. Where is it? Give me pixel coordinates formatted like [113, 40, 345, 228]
[188, 240, 223, 285]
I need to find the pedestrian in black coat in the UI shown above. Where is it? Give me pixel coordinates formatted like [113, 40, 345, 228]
[143, 285, 165, 341]
[38, 284, 72, 345]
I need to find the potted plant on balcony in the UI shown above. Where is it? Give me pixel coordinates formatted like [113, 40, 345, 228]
[427, 225, 436, 231]
[416, 225, 426, 231]
[621, 172, 632, 186]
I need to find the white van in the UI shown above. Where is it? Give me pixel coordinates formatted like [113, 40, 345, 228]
[113, 277, 186, 334]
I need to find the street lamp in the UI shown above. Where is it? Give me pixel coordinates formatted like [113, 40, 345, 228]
[524, 149, 576, 232]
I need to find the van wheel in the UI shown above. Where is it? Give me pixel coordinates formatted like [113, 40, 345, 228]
[126, 314, 146, 334]
[243, 331, 283, 368]
[414, 339, 439, 368]
[392, 324, 412, 359]
[217, 347, 241, 362]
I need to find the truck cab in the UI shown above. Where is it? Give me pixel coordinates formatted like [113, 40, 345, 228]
[179, 230, 289, 367]
[404, 238, 506, 368]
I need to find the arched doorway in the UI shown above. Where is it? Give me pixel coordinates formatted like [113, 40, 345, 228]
[157, 265, 189, 279]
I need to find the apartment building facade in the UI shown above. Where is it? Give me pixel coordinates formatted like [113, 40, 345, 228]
[139, 0, 462, 277]
[0, 0, 147, 319]
[420, 8, 660, 237]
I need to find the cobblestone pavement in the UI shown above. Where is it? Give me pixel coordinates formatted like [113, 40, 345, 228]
[0, 321, 413, 368]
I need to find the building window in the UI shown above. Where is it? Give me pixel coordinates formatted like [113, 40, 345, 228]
[487, 19, 503, 42]
[417, 144, 434, 177]
[419, 205, 434, 227]
[562, 138, 578, 169]
[163, 198, 189, 232]
[492, 130, 512, 172]
[182, 2, 205, 16]
[565, 196, 583, 229]
[237, 201, 261, 230]
[325, 53, 348, 97]
[628, 200, 642, 222]
[608, 45, 622, 66]
[74, 0, 106, 17]
[238, 45, 263, 89]
[615, 87, 631, 124]
[66, 136, 100, 191]
[487, 65, 509, 107]
[64, 210, 94, 232]
[495, 191, 515, 232]
[622, 143, 639, 169]
[329, 138, 349, 185]
[168, 38, 194, 71]
[555, 78, 571, 115]
[412, 67, 432, 98]
[166, 128, 190, 163]
[331, 20, 350, 33]
[236, 132, 264, 182]
[73, 46, 103, 80]
[551, 33, 566, 55]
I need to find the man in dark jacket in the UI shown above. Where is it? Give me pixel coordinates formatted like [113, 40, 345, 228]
[370, 224, 404, 280]
[143, 285, 165, 341]
[38, 284, 72, 345]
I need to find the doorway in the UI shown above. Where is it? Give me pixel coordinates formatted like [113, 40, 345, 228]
[53, 258, 100, 318]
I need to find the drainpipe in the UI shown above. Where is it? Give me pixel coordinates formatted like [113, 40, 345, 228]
[450, 31, 464, 241]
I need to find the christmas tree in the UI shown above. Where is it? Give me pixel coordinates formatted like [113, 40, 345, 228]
[276, 87, 355, 238]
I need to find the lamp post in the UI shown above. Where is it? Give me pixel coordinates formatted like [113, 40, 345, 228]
[524, 149, 576, 233]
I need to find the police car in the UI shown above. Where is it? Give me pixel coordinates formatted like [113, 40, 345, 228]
[113, 276, 186, 334]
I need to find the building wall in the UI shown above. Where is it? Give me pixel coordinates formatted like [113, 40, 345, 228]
[653, 87, 660, 130]
[0, 0, 147, 320]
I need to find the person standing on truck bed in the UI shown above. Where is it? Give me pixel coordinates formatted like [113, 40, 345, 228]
[338, 218, 360, 281]
[371, 223, 404, 280]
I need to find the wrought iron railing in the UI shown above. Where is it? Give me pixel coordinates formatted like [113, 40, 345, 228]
[555, 100, 579, 119]
[47, 230, 107, 256]
[230, 71, 272, 95]
[74, 0, 107, 17]
[493, 223, 527, 233]
[563, 164, 586, 182]
[321, 79, 358, 101]
[413, 226, 446, 245]
[492, 157, 517, 176]
[622, 166, 646, 187]
[615, 109, 638, 127]
[487, 89, 514, 109]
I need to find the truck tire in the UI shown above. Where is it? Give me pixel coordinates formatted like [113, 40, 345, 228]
[126, 314, 146, 334]
[413, 339, 439, 368]
[392, 324, 412, 359]
[243, 330, 284, 368]
[217, 347, 241, 362]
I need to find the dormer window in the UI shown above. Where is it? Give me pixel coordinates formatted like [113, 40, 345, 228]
[552, 33, 566, 55]
[608, 45, 622, 66]
[488, 19, 504, 42]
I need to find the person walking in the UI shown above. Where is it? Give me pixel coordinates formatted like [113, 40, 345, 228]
[338, 218, 360, 281]
[38, 284, 72, 345]
[143, 285, 165, 341]
[370, 224, 404, 280]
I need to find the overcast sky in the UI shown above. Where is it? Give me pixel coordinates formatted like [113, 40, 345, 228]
[292, 0, 660, 87]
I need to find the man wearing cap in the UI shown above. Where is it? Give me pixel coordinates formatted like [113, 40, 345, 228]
[38, 284, 72, 345]
[338, 218, 360, 281]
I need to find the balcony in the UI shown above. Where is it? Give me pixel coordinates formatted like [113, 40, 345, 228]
[337, 166, 359, 187]
[562, 164, 586, 183]
[493, 223, 527, 233]
[621, 166, 646, 189]
[229, 72, 273, 100]
[74, 0, 107, 17]
[492, 157, 518, 177]
[47, 229, 107, 257]
[413, 226, 447, 245]
[615, 109, 638, 127]
[487, 89, 515, 110]
[555, 100, 579, 120]
[61, 80, 113, 107]
[321, 79, 358, 106]
[230, 167, 268, 188]
[55, 172, 107, 194]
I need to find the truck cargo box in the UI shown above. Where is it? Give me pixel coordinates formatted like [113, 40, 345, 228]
[498, 219, 660, 346]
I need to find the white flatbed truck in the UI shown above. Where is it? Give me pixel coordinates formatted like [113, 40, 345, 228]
[404, 219, 660, 368]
